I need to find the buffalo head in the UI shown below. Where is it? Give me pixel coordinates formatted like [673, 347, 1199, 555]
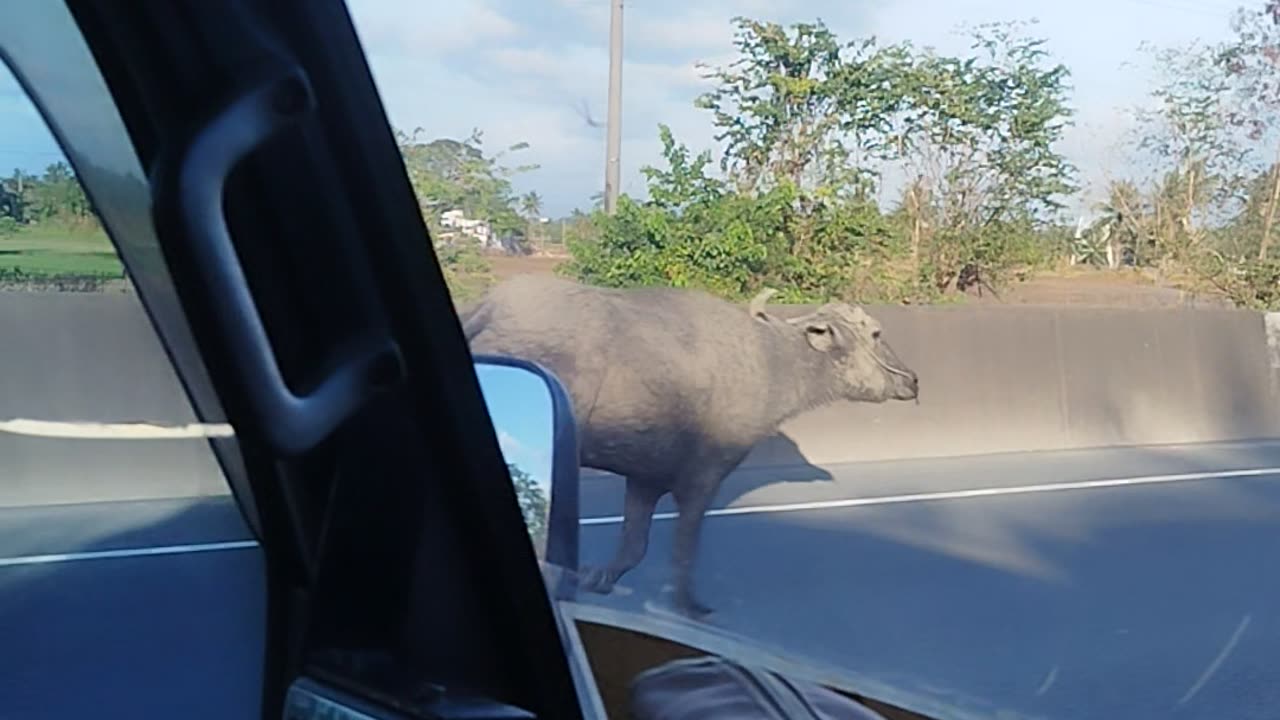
[751, 289, 919, 404]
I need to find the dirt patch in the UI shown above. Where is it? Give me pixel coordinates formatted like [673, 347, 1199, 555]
[961, 268, 1234, 309]
[486, 253, 567, 281]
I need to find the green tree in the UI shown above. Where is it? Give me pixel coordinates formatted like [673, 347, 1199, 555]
[396, 127, 537, 238]
[395, 127, 540, 301]
[561, 125, 782, 299]
[508, 463, 549, 555]
[31, 162, 93, 222]
[1215, 3, 1280, 259]
[0, 163, 97, 228]
[890, 20, 1077, 290]
[565, 15, 1074, 303]
[1132, 39, 1245, 260]
[520, 191, 544, 249]
[1080, 180, 1154, 268]
[695, 17, 912, 199]
[1112, 5, 1280, 307]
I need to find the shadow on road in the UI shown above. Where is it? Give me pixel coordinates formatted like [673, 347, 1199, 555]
[580, 441, 1280, 720]
[745, 440, 1280, 583]
[579, 431, 833, 517]
[698, 460, 1280, 718]
[714, 431, 835, 508]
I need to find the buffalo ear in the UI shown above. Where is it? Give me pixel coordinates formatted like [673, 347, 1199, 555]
[803, 322, 836, 352]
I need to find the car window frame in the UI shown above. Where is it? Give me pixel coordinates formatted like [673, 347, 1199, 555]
[58, 1, 588, 717]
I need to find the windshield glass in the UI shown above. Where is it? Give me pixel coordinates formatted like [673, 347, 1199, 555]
[349, 2, 1280, 718]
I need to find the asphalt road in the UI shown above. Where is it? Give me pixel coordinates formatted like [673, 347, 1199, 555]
[6, 438, 1280, 719]
[577, 441, 1280, 720]
[0, 496, 264, 719]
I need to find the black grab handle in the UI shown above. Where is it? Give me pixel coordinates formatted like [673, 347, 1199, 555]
[158, 67, 403, 455]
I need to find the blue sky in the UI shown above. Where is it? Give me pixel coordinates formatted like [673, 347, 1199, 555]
[0, 60, 95, 174]
[474, 363, 555, 499]
[0, 0, 1251, 218]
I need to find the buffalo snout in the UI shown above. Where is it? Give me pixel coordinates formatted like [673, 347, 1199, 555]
[901, 368, 921, 397]
[895, 369, 920, 401]
[876, 343, 918, 401]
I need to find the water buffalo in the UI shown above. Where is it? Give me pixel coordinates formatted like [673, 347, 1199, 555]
[461, 274, 919, 617]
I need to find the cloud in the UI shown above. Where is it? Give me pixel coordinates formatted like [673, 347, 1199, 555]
[483, 44, 716, 146]
[495, 428, 553, 493]
[0, 0, 1249, 219]
[347, 0, 520, 55]
[631, 14, 737, 53]
[549, 0, 873, 55]
[496, 428, 550, 467]
[340, 0, 900, 216]
[349, 1, 734, 213]
[496, 428, 524, 458]
[550, 4, 736, 54]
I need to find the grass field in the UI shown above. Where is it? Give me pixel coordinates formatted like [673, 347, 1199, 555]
[0, 223, 123, 278]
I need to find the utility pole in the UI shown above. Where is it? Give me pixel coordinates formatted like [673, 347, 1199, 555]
[604, 0, 623, 215]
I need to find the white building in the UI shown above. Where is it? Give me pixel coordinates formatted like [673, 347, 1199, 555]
[438, 209, 499, 249]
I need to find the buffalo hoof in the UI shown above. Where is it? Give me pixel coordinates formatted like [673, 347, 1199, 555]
[673, 593, 713, 620]
[579, 566, 617, 594]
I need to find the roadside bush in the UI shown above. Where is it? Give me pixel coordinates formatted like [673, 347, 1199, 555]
[435, 240, 494, 304]
[0, 268, 113, 292]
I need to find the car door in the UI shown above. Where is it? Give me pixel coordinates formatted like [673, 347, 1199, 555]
[2, 1, 585, 718]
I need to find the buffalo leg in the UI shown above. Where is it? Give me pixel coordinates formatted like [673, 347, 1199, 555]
[669, 474, 720, 619]
[581, 478, 664, 594]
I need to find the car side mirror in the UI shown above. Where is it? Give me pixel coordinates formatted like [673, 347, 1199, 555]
[472, 355, 580, 597]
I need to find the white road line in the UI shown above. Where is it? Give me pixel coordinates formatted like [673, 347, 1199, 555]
[1035, 665, 1059, 696]
[0, 419, 235, 439]
[8, 468, 1276, 563]
[579, 467, 1280, 526]
[1178, 614, 1252, 705]
[0, 540, 258, 567]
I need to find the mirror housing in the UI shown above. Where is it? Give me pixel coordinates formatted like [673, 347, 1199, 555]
[472, 354, 580, 599]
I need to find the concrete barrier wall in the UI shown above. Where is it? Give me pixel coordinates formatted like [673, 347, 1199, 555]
[0, 291, 227, 507]
[747, 304, 1280, 466]
[3, 292, 1279, 504]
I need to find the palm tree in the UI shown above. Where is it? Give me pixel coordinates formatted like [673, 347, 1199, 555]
[520, 191, 543, 251]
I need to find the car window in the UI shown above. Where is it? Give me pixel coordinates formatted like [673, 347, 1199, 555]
[0, 9, 270, 715]
[353, 2, 1280, 718]
[0, 33, 247, 516]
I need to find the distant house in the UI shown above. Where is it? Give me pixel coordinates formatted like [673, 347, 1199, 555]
[436, 209, 531, 253]
[438, 209, 499, 249]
